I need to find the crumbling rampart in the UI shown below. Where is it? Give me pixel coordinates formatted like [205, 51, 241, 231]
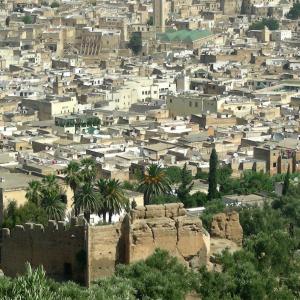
[128, 203, 210, 268]
[1, 203, 210, 286]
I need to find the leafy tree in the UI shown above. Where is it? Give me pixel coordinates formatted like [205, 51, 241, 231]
[282, 164, 290, 196]
[164, 166, 182, 184]
[50, 1, 60, 8]
[218, 165, 233, 195]
[239, 204, 286, 237]
[195, 170, 208, 180]
[186, 191, 207, 207]
[75, 183, 99, 223]
[176, 163, 194, 203]
[2, 201, 48, 229]
[138, 164, 172, 205]
[115, 249, 195, 300]
[128, 32, 142, 55]
[22, 15, 33, 24]
[208, 149, 218, 200]
[201, 199, 225, 230]
[151, 194, 178, 204]
[286, 2, 300, 20]
[249, 18, 279, 30]
[237, 171, 273, 195]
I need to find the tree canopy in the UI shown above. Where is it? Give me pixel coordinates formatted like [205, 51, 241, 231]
[249, 18, 279, 30]
[128, 32, 142, 55]
[22, 15, 33, 24]
[286, 2, 300, 20]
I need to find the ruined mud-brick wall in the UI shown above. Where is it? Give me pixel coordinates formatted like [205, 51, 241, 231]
[1, 204, 210, 286]
[127, 203, 210, 268]
[1, 220, 86, 283]
[210, 211, 243, 246]
[86, 222, 127, 285]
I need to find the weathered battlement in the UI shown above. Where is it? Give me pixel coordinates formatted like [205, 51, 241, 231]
[2, 218, 85, 239]
[130, 203, 187, 220]
[0, 203, 210, 286]
[127, 203, 210, 268]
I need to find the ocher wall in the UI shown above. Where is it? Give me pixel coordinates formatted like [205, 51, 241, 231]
[1, 220, 86, 283]
[1, 204, 210, 286]
[128, 204, 210, 268]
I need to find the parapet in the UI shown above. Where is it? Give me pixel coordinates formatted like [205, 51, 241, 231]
[2, 217, 84, 239]
[130, 203, 186, 222]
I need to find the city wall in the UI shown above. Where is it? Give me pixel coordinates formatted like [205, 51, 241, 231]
[1, 220, 86, 283]
[1, 204, 210, 286]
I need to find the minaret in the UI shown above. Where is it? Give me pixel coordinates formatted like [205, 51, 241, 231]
[153, 0, 166, 33]
[53, 76, 63, 95]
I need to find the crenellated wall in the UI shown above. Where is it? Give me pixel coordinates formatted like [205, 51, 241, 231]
[1, 203, 210, 286]
[1, 220, 86, 283]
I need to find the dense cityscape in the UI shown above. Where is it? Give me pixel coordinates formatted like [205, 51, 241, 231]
[0, 0, 299, 299]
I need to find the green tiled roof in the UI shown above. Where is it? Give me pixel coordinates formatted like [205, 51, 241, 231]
[158, 29, 213, 42]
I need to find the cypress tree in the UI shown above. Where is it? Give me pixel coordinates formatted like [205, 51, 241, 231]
[282, 164, 290, 196]
[208, 148, 218, 200]
[177, 163, 194, 204]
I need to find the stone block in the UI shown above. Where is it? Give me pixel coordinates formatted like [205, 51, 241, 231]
[145, 205, 165, 218]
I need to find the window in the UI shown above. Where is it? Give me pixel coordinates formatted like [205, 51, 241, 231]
[169, 99, 172, 103]
[189, 101, 192, 107]
[273, 162, 277, 167]
[195, 102, 198, 107]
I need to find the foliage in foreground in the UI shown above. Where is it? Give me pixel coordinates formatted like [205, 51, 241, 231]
[1, 193, 300, 300]
[0, 249, 193, 300]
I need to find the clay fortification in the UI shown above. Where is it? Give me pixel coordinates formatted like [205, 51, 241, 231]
[0, 203, 210, 286]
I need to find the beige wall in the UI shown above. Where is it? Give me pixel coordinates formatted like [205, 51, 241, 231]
[1, 204, 209, 287]
[167, 96, 219, 117]
[1, 222, 86, 283]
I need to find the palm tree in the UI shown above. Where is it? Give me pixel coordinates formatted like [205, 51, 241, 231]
[80, 158, 96, 183]
[63, 161, 82, 193]
[74, 183, 100, 223]
[41, 175, 60, 191]
[138, 164, 172, 205]
[25, 181, 42, 206]
[97, 179, 128, 223]
[40, 188, 66, 221]
[63, 161, 82, 217]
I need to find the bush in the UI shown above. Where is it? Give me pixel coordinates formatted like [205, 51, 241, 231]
[50, 1, 60, 8]
[22, 15, 33, 24]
